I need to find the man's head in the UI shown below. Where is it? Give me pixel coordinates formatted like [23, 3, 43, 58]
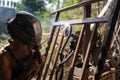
[7, 11, 42, 49]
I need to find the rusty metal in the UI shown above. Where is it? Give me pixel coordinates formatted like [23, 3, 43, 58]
[55, 24, 72, 80]
[53, 16, 109, 26]
[80, 23, 99, 80]
[40, 0, 120, 80]
[48, 28, 64, 80]
[67, 26, 84, 80]
[48, 24, 72, 80]
[79, 0, 114, 79]
[37, 12, 60, 80]
[44, 12, 60, 57]
[42, 26, 61, 80]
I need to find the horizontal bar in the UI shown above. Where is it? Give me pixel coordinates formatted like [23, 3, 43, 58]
[51, 0, 104, 14]
[53, 16, 110, 26]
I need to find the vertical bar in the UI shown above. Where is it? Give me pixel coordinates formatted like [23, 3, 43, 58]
[37, 12, 60, 80]
[83, 4, 91, 60]
[80, 24, 98, 80]
[44, 12, 60, 58]
[67, 26, 84, 80]
[49, 31, 64, 80]
[42, 27, 61, 80]
[82, 4, 91, 80]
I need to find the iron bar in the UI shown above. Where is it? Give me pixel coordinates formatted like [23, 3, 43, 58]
[53, 16, 109, 26]
[42, 27, 61, 80]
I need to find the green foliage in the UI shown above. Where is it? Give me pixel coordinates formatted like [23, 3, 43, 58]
[16, 2, 25, 12]
[62, 0, 82, 7]
[59, 0, 83, 28]
[46, 0, 83, 32]
[0, 39, 8, 47]
[16, 0, 46, 14]
[47, 0, 57, 4]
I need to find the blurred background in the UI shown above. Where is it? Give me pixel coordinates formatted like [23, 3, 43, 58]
[0, 0, 86, 47]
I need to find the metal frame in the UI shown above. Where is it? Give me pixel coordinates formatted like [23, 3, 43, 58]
[40, 0, 120, 80]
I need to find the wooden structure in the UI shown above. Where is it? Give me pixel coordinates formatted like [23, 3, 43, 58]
[39, 0, 120, 80]
[101, 68, 115, 80]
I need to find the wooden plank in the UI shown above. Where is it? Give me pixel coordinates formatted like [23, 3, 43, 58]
[53, 16, 109, 26]
[51, 0, 104, 14]
[101, 68, 115, 80]
[110, 18, 120, 48]
[95, 0, 120, 79]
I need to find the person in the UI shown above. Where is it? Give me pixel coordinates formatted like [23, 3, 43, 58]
[0, 11, 44, 80]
